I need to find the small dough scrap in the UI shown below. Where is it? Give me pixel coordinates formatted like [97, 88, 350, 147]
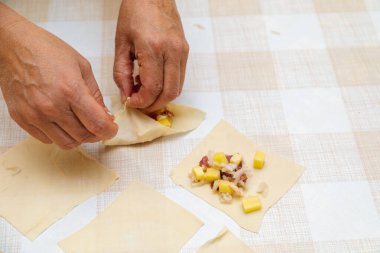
[59, 182, 203, 253]
[171, 120, 304, 232]
[0, 138, 118, 240]
[103, 95, 205, 145]
[256, 182, 269, 198]
[198, 228, 255, 253]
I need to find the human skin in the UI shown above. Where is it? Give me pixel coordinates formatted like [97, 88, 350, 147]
[114, 0, 189, 113]
[0, 0, 188, 149]
[0, 3, 118, 149]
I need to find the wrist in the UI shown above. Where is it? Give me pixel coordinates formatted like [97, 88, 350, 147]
[0, 3, 26, 36]
[121, 0, 177, 10]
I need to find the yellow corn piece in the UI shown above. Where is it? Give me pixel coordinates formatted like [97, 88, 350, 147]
[192, 166, 205, 181]
[213, 152, 228, 167]
[218, 180, 234, 194]
[253, 150, 265, 169]
[230, 153, 242, 165]
[205, 168, 221, 182]
[242, 196, 262, 213]
[158, 117, 172, 128]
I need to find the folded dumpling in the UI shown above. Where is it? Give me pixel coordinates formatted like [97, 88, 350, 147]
[103, 95, 205, 145]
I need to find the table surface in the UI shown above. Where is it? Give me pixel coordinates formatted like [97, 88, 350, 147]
[1, 0, 380, 252]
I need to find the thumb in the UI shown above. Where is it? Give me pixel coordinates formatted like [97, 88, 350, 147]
[113, 43, 134, 102]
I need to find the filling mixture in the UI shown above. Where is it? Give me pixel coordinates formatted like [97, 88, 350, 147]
[189, 151, 267, 213]
[150, 108, 174, 127]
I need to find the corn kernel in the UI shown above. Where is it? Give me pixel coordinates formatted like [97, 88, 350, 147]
[230, 153, 242, 165]
[158, 117, 172, 128]
[192, 166, 205, 181]
[242, 196, 262, 213]
[218, 180, 234, 194]
[213, 152, 228, 167]
[253, 151, 265, 169]
[205, 168, 221, 182]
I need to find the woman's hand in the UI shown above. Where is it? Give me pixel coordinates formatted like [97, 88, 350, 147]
[114, 0, 189, 112]
[0, 4, 118, 149]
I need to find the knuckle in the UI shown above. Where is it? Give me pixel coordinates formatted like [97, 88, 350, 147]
[133, 96, 145, 107]
[36, 100, 57, 116]
[27, 111, 42, 124]
[89, 120, 107, 135]
[148, 38, 163, 54]
[81, 59, 92, 73]
[62, 84, 76, 98]
[150, 82, 163, 96]
[183, 40, 190, 54]
[92, 88, 103, 102]
[78, 132, 96, 143]
[168, 36, 188, 54]
[169, 38, 183, 53]
[62, 81, 81, 102]
[113, 70, 125, 87]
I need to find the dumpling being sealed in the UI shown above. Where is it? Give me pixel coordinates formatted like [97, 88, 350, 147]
[103, 95, 205, 146]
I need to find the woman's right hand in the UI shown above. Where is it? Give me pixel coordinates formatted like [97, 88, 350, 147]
[0, 3, 118, 149]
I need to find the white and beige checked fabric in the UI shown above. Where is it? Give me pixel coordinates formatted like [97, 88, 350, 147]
[1, 0, 380, 252]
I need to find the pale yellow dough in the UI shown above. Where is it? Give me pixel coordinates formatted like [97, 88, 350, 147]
[103, 95, 205, 145]
[171, 120, 304, 232]
[198, 228, 255, 253]
[0, 138, 118, 240]
[59, 182, 203, 253]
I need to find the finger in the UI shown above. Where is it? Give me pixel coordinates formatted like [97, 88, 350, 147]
[80, 62, 115, 122]
[113, 43, 134, 101]
[39, 122, 79, 150]
[25, 124, 52, 144]
[144, 57, 180, 112]
[126, 52, 164, 109]
[55, 110, 100, 144]
[9, 111, 52, 144]
[81, 61, 106, 108]
[70, 86, 118, 140]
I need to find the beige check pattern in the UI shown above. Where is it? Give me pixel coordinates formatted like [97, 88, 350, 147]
[1, 0, 380, 252]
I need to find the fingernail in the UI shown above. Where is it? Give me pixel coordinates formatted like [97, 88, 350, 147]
[103, 107, 114, 119]
[106, 110, 114, 117]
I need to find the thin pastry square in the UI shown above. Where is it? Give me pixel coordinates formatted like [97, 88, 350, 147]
[59, 182, 203, 253]
[0, 138, 118, 240]
[171, 120, 304, 232]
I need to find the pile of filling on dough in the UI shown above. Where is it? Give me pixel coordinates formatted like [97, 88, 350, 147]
[189, 150, 267, 213]
[149, 108, 174, 128]
[189, 152, 249, 203]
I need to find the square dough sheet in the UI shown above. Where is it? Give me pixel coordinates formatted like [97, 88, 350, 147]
[59, 182, 203, 253]
[171, 120, 304, 232]
[103, 95, 205, 145]
[198, 228, 255, 253]
[0, 138, 118, 240]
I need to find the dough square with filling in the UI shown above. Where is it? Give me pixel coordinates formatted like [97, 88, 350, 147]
[103, 95, 205, 145]
[198, 228, 255, 253]
[59, 182, 203, 253]
[0, 138, 118, 240]
[171, 120, 304, 232]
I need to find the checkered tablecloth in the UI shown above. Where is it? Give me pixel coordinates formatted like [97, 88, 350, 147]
[1, 0, 380, 252]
